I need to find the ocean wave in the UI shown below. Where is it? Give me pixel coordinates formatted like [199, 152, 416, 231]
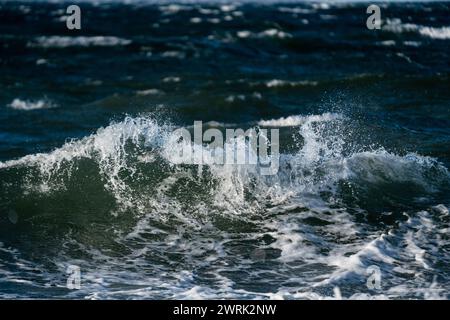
[384, 19, 450, 40]
[1, 112, 448, 217]
[162, 76, 181, 83]
[236, 28, 292, 39]
[7, 98, 54, 111]
[258, 113, 340, 127]
[136, 88, 165, 96]
[28, 36, 132, 48]
[264, 79, 318, 88]
[418, 26, 450, 40]
[0, 112, 449, 299]
[278, 6, 314, 14]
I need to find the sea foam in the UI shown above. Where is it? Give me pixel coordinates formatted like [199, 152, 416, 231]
[7, 98, 53, 111]
[29, 36, 132, 48]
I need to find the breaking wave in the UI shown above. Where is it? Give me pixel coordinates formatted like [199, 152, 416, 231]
[384, 19, 450, 40]
[1, 113, 448, 217]
[1, 113, 449, 299]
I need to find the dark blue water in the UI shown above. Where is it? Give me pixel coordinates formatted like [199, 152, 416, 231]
[0, 1, 449, 299]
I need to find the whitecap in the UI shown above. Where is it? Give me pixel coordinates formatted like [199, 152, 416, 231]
[264, 79, 318, 88]
[236, 29, 292, 40]
[258, 113, 341, 127]
[136, 88, 164, 96]
[418, 26, 450, 40]
[162, 76, 181, 83]
[7, 98, 53, 111]
[29, 36, 132, 48]
[384, 19, 450, 40]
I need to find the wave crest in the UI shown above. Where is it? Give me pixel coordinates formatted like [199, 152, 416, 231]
[0, 113, 448, 219]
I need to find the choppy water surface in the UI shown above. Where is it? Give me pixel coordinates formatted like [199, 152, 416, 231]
[0, 1, 449, 299]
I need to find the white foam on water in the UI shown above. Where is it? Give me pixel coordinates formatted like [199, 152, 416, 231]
[136, 88, 165, 96]
[0, 116, 167, 210]
[264, 204, 450, 299]
[7, 98, 54, 111]
[384, 19, 450, 40]
[264, 79, 318, 88]
[1, 112, 447, 216]
[162, 76, 181, 83]
[431, 204, 449, 215]
[258, 112, 341, 127]
[161, 50, 186, 59]
[261, 28, 292, 39]
[418, 26, 450, 40]
[29, 36, 132, 48]
[1, 112, 449, 299]
[379, 40, 396, 46]
[278, 7, 314, 15]
[403, 41, 421, 47]
[236, 29, 292, 39]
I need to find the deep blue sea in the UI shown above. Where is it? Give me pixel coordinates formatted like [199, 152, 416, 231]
[0, 0, 449, 299]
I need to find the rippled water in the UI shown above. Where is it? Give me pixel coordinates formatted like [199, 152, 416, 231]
[0, 1, 449, 299]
